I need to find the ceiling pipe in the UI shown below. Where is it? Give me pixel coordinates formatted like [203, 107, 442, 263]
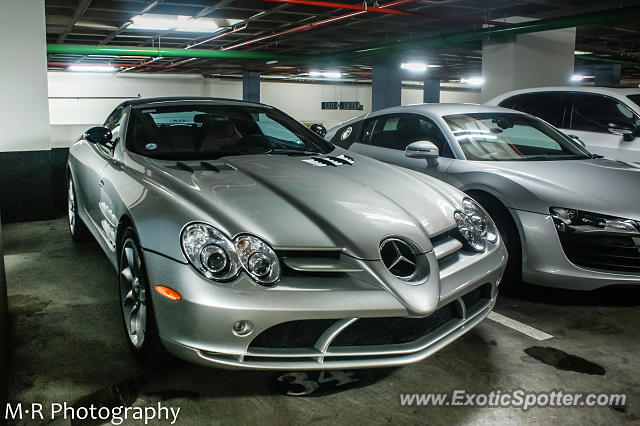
[46, 44, 302, 61]
[221, 0, 417, 51]
[186, 24, 248, 49]
[261, 0, 506, 25]
[261, 0, 411, 15]
[338, 5, 640, 60]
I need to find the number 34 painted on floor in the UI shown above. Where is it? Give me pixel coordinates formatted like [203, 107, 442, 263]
[277, 371, 360, 396]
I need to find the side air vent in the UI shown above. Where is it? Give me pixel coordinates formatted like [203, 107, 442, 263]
[302, 155, 354, 167]
[171, 162, 235, 172]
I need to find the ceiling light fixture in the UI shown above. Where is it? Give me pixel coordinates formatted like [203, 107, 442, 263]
[570, 74, 584, 82]
[401, 62, 428, 72]
[460, 77, 484, 86]
[574, 50, 594, 55]
[309, 71, 342, 79]
[129, 14, 219, 33]
[68, 65, 118, 72]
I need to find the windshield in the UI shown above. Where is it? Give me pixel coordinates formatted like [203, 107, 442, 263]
[628, 95, 640, 109]
[126, 104, 333, 160]
[443, 113, 592, 161]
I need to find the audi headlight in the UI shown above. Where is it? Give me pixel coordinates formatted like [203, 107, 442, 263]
[454, 198, 499, 252]
[550, 208, 640, 236]
[181, 223, 281, 285]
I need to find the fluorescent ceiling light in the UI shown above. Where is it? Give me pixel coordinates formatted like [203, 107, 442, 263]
[401, 62, 427, 72]
[68, 65, 117, 72]
[574, 50, 593, 55]
[570, 74, 584, 82]
[460, 77, 484, 86]
[309, 71, 342, 79]
[428, 64, 442, 68]
[130, 14, 219, 33]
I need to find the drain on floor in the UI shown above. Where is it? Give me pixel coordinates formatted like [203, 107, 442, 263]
[71, 377, 147, 425]
[524, 346, 605, 375]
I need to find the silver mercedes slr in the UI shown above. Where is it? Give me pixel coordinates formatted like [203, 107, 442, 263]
[328, 103, 640, 291]
[67, 97, 507, 370]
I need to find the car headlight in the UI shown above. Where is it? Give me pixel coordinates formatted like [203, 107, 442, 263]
[454, 197, 499, 252]
[181, 223, 281, 285]
[550, 207, 640, 236]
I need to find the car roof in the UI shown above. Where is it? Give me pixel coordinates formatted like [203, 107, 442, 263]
[487, 86, 640, 104]
[373, 103, 508, 117]
[117, 96, 269, 109]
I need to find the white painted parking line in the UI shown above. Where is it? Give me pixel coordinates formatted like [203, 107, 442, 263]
[488, 311, 554, 341]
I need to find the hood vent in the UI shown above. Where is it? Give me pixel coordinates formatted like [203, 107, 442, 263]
[302, 155, 354, 167]
[172, 162, 235, 173]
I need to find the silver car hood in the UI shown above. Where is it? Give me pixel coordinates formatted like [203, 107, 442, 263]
[471, 158, 640, 219]
[143, 149, 462, 260]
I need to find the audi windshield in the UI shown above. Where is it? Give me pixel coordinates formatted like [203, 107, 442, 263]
[443, 113, 592, 161]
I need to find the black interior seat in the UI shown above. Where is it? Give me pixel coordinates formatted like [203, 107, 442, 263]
[195, 114, 242, 152]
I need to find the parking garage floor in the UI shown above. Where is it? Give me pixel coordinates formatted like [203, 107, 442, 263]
[3, 218, 640, 425]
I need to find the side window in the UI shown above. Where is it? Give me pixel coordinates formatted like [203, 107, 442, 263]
[330, 123, 359, 148]
[511, 93, 570, 127]
[570, 94, 638, 133]
[361, 114, 451, 157]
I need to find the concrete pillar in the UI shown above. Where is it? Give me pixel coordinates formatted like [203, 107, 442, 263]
[423, 78, 440, 103]
[372, 60, 402, 111]
[0, 209, 7, 407]
[242, 71, 260, 103]
[0, 0, 52, 222]
[594, 64, 621, 87]
[481, 21, 576, 102]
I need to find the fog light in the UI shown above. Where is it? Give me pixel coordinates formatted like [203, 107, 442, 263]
[232, 320, 254, 336]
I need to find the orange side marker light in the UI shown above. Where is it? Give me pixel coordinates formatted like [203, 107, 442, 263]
[155, 285, 182, 301]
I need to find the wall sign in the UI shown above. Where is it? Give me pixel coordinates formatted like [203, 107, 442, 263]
[321, 101, 363, 111]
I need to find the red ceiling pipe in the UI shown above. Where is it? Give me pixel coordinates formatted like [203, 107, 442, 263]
[261, 0, 411, 15]
[186, 24, 249, 49]
[263, 0, 506, 26]
[222, 0, 417, 50]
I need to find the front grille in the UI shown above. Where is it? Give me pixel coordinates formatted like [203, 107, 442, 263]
[557, 233, 640, 274]
[248, 283, 492, 352]
[329, 304, 459, 347]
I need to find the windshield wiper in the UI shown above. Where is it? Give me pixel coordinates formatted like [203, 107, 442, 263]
[265, 148, 319, 156]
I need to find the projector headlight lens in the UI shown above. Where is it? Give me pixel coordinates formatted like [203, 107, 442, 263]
[181, 223, 280, 285]
[455, 197, 499, 252]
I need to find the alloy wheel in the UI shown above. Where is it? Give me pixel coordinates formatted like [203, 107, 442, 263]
[120, 238, 148, 349]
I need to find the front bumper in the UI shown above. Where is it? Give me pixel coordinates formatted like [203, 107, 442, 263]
[513, 209, 640, 290]
[143, 240, 506, 370]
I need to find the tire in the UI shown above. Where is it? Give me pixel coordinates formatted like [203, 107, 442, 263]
[67, 174, 91, 242]
[118, 228, 168, 363]
[470, 193, 522, 288]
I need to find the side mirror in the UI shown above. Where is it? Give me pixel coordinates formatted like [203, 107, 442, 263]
[84, 126, 113, 148]
[310, 123, 327, 138]
[567, 134, 586, 148]
[607, 123, 637, 142]
[405, 141, 439, 166]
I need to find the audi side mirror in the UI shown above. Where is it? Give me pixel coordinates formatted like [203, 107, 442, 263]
[567, 134, 586, 148]
[84, 126, 114, 148]
[607, 122, 637, 142]
[405, 141, 439, 166]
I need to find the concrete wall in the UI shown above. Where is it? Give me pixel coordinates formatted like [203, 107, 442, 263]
[48, 72, 480, 147]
